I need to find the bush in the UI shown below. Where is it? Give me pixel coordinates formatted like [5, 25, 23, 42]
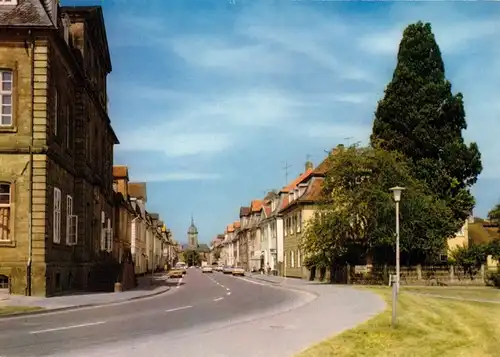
[485, 271, 500, 288]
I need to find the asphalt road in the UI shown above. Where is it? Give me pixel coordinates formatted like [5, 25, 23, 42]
[0, 268, 304, 357]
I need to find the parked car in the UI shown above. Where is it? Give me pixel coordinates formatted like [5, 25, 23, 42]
[223, 266, 233, 274]
[215, 266, 224, 272]
[202, 266, 213, 273]
[168, 268, 184, 279]
[175, 263, 187, 275]
[232, 266, 245, 276]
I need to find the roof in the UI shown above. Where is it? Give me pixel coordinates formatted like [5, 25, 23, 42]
[128, 182, 147, 201]
[0, 0, 54, 27]
[226, 223, 234, 233]
[251, 200, 263, 212]
[239, 206, 250, 217]
[113, 165, 129, 179]
[281, 168, 313, 193]
[279, 177, 324, 214]
[233, 221, 241, 229]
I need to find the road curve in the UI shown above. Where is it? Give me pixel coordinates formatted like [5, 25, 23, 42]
[0, 268, 309, 357]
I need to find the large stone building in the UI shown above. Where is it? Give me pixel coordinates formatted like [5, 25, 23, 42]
[0, 1, 118, 296]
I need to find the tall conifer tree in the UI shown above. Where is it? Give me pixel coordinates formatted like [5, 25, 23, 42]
[371, 22, 482, 226]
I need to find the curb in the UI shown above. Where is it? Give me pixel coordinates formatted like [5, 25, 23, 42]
[245, 275, 320, 297]
[0, 286, 171, 319]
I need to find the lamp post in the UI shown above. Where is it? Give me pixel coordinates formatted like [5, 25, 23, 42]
[389, 186, 404, 327]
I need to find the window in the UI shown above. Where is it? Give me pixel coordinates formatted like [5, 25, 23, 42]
[0, 0, 17, 5]
[457, 225, 465, 236]
[102, 217, 112, 252]
[66, 195, 78, 245]
[65, 104, 71, 149]
[297, 211, 302, 233]
[0, 70, 13, 127]
[53, 187, 61, 243]
[53, 88, 58, 135]
[297, 250, 301, 267]
[271, 200, 276, 212]
[291, 251, 295, 268]
[0, 183, 11, 241]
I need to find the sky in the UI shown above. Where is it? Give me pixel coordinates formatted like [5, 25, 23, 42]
[63, 0, 500, 244]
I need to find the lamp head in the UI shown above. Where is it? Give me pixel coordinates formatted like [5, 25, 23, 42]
[390, 186, 405, 202]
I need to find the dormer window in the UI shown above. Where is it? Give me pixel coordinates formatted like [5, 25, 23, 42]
[271, 200, 276, 211]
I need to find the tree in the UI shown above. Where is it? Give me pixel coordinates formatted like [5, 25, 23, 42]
[449, 244, 489, 279]
[370, 21, 482, 229]
[301, 145, 457, 267]
[183, 249, 200, 267]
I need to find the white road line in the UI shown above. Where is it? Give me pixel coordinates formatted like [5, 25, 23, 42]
[213, 297, 224, 302]
[165, 305, 192, 313]
[239, 277, 271, 286]
[176, 277, 183, 288]
[226, 292, 231, 296]
[226, 288, 230, 291]
[30, 321, 106, 334]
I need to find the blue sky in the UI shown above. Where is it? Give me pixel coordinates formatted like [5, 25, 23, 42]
[63, 0, 500, 244]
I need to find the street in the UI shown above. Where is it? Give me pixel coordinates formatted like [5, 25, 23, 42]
[0, 268, 308, 357]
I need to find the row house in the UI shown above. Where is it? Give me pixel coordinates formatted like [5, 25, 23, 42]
[0, 2, 120, 296]
[221, 223, 235, 265]
[232, 221, 240, 265]
[208, 234, 224, 265]
[247, 200, 263, 271]
[280, 161, 324, 278]
[237, 207, 250, 270]
[112, 166, 175, 287]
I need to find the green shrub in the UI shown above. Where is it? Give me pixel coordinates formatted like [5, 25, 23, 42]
[485, 271, 500, 288]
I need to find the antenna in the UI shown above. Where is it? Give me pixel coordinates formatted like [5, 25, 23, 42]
[344, 137, 354, 146]
[282, 161, 292, 184]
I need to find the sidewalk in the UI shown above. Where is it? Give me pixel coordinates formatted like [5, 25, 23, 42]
[0, 273, 171, 311]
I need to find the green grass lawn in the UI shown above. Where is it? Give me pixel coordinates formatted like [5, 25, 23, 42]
[0, 305, 43, 316]
[296, 286, 500, 357]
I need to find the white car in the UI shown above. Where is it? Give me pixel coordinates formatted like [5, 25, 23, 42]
[201, 266, 213, 273]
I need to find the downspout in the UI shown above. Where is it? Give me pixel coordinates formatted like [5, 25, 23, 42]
[27, 30, 35, 296]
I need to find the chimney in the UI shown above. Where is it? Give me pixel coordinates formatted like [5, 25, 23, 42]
[305, 160, 313, 171]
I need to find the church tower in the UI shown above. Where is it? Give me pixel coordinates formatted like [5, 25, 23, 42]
[187, 215, 199, 248]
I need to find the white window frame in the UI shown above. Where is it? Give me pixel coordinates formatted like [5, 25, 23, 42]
[0, 182, 11, 241]
[291, 251, 295, 268]
[297, 250, 301, 267]
[0, 0, 18, 5]
[53, 187, 61, 243]
[0, 70, 13, 127]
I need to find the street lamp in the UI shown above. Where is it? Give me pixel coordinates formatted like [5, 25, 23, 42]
[389, 186, 404, 328]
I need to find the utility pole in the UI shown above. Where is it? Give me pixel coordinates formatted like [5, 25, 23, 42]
[282, 161, 292, 184]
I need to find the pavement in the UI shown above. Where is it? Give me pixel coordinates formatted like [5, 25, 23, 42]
[0, 268, 385, 357]
[0, 273, 170, 311]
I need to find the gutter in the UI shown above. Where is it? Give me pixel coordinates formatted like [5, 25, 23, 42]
[26, 30, 35, 296]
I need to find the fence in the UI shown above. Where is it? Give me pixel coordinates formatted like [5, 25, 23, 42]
[350, 264, 499, 286]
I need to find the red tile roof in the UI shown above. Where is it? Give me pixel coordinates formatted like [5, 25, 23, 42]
[281, 168, 313, 193]
[234, 221, 241, 229]
[251, 200, 263, 212]
[113, 165, 129, 179]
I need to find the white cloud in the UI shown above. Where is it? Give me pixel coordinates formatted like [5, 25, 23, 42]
[130, 172, 222, 182]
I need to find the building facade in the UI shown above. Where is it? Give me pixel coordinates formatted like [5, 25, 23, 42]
[0, 2, 118, 296]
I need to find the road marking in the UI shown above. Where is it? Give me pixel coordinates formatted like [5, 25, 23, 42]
[219, 284, 225, 288]
[239, 277, 271, 286]
[226, 287, 230, 291]
[176, 277, 183, 288]
[213, 297, 224, 302]
[30, 321, 106, 334]
[227, 292, 231, 296]
[165, 305, 192, 313]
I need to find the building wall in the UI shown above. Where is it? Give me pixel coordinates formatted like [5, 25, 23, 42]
[283, 206, 315, 278]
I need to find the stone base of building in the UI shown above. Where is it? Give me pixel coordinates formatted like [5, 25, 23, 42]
[0, 261, 122, 297]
